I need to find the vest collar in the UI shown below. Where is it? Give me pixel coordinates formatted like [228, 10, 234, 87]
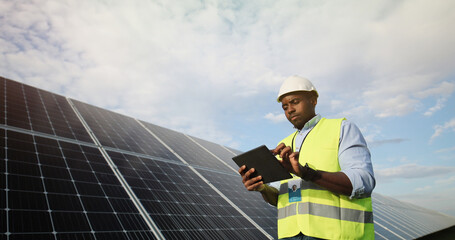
[297, 114, 321, 132]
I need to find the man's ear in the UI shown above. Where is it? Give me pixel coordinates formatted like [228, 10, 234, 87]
[311, 97, 317, 107]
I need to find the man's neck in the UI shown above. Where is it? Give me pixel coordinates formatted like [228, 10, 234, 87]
[297, 114, 321, 131]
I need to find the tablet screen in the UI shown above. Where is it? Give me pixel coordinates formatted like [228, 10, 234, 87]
[232, 145, 292, 183]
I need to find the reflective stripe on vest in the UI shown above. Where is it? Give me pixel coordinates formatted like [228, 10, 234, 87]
[278, 202, 374, 224]
[279, 180, 325, 194]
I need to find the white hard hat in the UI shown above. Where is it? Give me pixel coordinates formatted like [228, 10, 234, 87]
[277, 75, 318, 102]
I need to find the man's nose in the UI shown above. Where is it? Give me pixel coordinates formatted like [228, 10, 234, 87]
[287, 106, 295, 114]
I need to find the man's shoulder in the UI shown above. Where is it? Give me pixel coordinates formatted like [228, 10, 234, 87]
[322, 117, 357, 128]
[321, 117, 346, 122]
[317, 117, 347, 129]
[278, 130, 298, 144]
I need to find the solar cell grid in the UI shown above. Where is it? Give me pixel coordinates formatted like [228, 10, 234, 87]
[372, 224, 395, 240]
[2, 129, 158, 239]
[101, 184, 130, 198]
[3, 77, 455, 239]
[0, 151, 4, 197]
[375, 216, 411, 239]
[0, 129, 3, 159]
[372, 193, 448, 238]
[73, 102, 126, 148]
[197, 168, 278, 238]
[141, 121, 233, 171]
[72, 100, 178, 161]
[23, 84, 55, 135]
[376, 204, 424, 237]
[3, 79, 93, 143]
[190, 135, 240, 170]
[227, 146, 243, 156]
[373, 197, 436, 238]
[105, 150, 268, 239]
[41, 90, 93, 143]
[5, 80, 31, 130]
[0, 78, 4, 125]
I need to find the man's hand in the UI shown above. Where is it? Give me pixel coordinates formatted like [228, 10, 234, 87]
[271, 143, 304, 178]
[238, 165, 279, 206]
[238, 165, 265, 192]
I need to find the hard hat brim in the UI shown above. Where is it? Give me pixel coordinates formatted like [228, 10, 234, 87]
[277, 90, 318, 102]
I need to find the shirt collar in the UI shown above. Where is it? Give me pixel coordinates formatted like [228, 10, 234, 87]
[298, 114, 321, 132]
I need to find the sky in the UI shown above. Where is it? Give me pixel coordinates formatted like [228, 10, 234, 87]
[1, 0, 455, 217]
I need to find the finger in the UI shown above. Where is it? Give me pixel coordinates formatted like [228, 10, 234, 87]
[238, 165, 246, 175]
[289, 152, 299, 161]
[271, 143, 286, 155]
[245, 175, 262, 187]
[248, 181, 264, 191]
[244, 168, 255, 179]
[245, 176, 263, 191]
[242, 168, 255, 183]
[280, 146, 292, 159]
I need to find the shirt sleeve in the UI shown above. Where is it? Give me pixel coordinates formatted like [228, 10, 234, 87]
[267, 181, 280, 190]
[339, 120, 376, 199]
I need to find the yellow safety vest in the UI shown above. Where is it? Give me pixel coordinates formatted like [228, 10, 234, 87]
[276, 118, 374, 239]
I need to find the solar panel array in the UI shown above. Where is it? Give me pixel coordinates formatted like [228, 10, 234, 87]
[1, 76, 455, 240]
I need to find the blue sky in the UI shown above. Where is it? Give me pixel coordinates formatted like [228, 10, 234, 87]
[1, 0, 455, 217]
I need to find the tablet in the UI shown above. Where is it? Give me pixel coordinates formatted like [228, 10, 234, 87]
[232, 145, 292, 183]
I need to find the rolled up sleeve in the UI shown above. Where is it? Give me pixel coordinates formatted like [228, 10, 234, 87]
[339, 121, 376, 199]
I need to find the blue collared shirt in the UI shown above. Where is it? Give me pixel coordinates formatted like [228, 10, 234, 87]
[272, 114, 375, 199]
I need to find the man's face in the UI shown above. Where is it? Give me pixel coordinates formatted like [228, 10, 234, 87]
[281, 92, 317, 130]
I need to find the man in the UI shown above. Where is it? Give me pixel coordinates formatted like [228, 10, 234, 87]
[239, 75, 375, 240]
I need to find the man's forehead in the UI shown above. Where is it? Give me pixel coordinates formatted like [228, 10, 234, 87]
[280, 92, 308, 102]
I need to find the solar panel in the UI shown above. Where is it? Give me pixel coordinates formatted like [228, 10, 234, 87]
[195, 168, 278, 238]
[106, 151, 269, 239]
[4, 79, 93, 143]
[1, 76, 455, 240]
[188, 135, 242, 171]
[371, 193, 455, 239]
[3, 129, 156, 239]
[139, 121, 234, 172]
[71, 100, 178, 162]
[0, 79, 5, 125]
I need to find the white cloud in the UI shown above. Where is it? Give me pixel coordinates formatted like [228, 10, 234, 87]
[375, 163, 455, 180]
[264, 112, 286, 123]
[430, 118, 455, 142]
[435, 146, 455, 153]
[420, 81, 455, 116]
[368, 138, 408, 148]
[424, 97, 447, 116]
[1, 0, 455, 147]
[362, 74, 448, 118]
[415, 185, 432, 192]
[359, 0, 455, 118]
[415, 81, 455, 99]
[435, 175, 455, 185]
[1, 0, 283, 146]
